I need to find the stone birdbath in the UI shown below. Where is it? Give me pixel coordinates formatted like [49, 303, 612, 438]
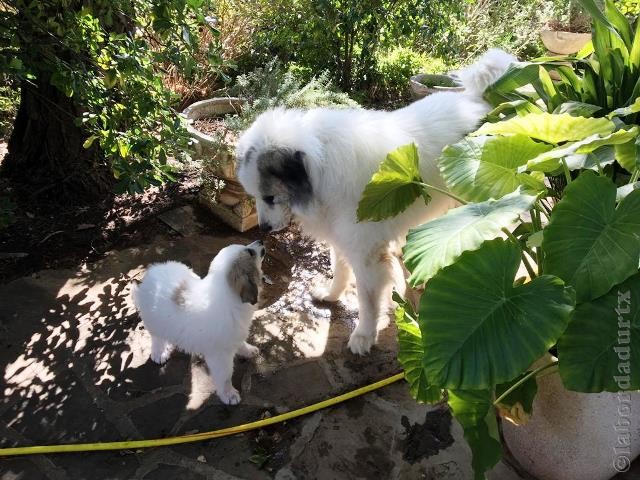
[183, 97, 258, 232]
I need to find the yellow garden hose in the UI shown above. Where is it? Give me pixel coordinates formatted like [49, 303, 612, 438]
[0, 372, 405, 457]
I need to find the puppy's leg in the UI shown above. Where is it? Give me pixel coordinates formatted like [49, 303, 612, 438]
[312, 247, 352, 302]
[205, 352, 240, 405]
[347, 248, 394, 355]
[237, 341, 259, 359]
[150, 335, 172, 364]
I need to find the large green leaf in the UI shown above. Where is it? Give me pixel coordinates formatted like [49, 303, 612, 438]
[393, 292, 443, 403]
[448, 389, 502, 480]
[357, 143, 428, 222]
[558, 272, 640, 392]
[615, 136, 640, 172]
[609, 97, 640, 118]
[543, 171, 640, 302]
[403, 191, 537, 286]
[473, 112, 616, 144]
[526, 128, 639, 172]
[439, 135, 549, 202]
[420, 238, 575, 389]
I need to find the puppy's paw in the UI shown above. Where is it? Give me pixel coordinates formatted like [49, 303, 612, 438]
[348, 329, 377, 355]
[218, 387, 241, 405]
[311, 283, 340, 303]
[238, 343, 259, 359]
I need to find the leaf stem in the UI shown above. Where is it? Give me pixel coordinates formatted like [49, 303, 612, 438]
[501, 227, 537, 278]
[415, 182, 468, 205]
[494, 361, 558, 406]
[561, 158, 572, 185]
[631, 169, 640, 184]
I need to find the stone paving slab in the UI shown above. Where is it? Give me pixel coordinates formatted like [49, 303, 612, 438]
[0, 209, 523, 479]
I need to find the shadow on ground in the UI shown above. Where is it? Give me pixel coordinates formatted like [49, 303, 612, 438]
[1, 206, 478, 480]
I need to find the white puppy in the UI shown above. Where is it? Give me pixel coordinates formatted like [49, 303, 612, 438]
[236, 49, 516, 355]
[131, 241, 265, 405]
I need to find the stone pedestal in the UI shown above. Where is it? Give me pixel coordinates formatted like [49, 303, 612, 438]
[183, 97, 258, 232]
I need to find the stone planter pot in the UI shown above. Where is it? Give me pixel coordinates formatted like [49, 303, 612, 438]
[540, 30, 591, 55]
[182, 97, 258, 232]
[502, 356, 640, 480]
[409, 73, 463, 100]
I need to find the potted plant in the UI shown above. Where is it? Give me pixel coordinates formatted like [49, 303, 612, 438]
[408, 73, 463, 100]
[357, 1, 640, 479]
[540, 0, 591, 54]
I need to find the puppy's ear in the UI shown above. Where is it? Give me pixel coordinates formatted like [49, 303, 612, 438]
[227, 252, 260, 305]
[267, 150, 312, 205]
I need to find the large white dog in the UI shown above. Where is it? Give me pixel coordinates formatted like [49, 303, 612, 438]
[236, 49, 516, 355]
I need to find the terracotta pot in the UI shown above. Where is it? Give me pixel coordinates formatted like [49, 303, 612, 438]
[540, 30, 591, 55]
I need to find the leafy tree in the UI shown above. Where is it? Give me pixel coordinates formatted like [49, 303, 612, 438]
[243, 0, 463, 93]
[0, 0, 224, 197]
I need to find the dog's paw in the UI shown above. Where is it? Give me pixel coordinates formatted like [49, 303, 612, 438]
[218, 387, 241, 405]
[238, 343, 259, 359]
[348, 329, 376, 355]
[311, 284, 340, 303]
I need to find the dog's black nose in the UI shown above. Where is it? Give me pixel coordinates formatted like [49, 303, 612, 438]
[259, 223, 272, 233]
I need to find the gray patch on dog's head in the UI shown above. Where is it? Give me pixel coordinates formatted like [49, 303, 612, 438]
[237, 146, 256, 168]
[257, 148, 312, 207]
[227, 250, 261, 305]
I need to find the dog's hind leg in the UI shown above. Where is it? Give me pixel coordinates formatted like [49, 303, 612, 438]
[206, 352, 240, 405]
[149, 335, 173, 364]
[347, 247, 394, 355]
[312, 247, 352, 302]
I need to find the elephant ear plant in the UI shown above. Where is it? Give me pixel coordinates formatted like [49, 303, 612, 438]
[357, 1, 640, 478]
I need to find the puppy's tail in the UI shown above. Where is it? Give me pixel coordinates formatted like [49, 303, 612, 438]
[453, 49, 517, 97]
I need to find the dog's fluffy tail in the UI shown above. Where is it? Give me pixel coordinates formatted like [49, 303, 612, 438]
[453, 48, 516, 97]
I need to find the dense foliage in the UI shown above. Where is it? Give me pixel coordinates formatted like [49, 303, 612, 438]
[232, 0, 463, 93]
[358, 1, 640, 478]
[0, 0, 225, 193]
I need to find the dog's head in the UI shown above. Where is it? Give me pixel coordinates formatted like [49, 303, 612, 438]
[236, 109, 318, 233]
[211, 241, 266, 305]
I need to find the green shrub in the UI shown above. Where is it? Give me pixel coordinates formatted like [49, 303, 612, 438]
[372, 47, 451, 103]
[224, 59, 357, 134]
[435, 0, 568, 62]
[232, 0, 463, 95]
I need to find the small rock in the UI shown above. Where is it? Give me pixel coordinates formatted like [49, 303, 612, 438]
[197, 455, 207, 463]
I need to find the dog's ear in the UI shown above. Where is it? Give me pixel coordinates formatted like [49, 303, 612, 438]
[267, 150, 313, 205]
[227, 252, 260, 305]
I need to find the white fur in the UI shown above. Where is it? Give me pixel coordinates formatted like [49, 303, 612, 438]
[236, 49, 516, 355]
[131, 243, 264, 405]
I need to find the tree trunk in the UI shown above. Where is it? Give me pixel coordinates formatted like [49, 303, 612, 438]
[2, 79, 114, 200]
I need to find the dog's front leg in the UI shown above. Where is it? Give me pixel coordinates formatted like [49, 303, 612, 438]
[205, 352, 240, 405]
[348, 249, 393, 355]
[236, 341, 259, 358]
[312, 247, 352, 302]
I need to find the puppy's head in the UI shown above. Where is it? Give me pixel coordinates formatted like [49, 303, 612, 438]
[212, 241, 265, 305]
[236, 109, 317, 233]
